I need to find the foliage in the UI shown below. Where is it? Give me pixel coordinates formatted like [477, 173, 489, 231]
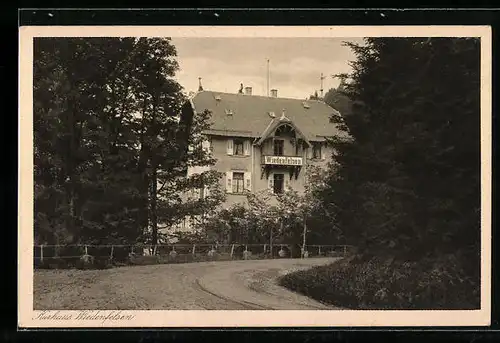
[323, 76, 353, 117]
[34, 37, 223, 246]
[198, 165, 331, 247]
[279, 255, 480, 309]
[320, 38, 480, 262]
[303, 37, 481, 307]
[308, 90, 320, 100]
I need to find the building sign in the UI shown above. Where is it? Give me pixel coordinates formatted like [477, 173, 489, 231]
[263, 155, 303, 166]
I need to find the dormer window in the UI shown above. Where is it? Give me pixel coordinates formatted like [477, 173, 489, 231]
[225, 109, 233, 116]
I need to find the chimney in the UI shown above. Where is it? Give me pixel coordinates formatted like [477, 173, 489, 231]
[270, 89, 278, 98]
[244, 86, 252, 95]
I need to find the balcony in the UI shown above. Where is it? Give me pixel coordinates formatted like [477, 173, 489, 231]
[262, 155, 303, 166]
[261, 155, 303, 180]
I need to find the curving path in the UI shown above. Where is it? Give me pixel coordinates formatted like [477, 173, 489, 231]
[34, 257, 340, 310]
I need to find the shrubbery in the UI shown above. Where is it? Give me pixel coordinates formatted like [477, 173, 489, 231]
[279, 254, 480, 310]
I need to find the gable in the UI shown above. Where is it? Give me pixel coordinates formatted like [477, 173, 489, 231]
[255, 117, 311, 147]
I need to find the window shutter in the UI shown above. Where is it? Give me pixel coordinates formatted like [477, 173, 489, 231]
[244, 140, 250, 156]
[226, 171, 232, 193]
[227, 139, 234, 155]
[202, 139, 210, 152]
[205, 185, 210, 198]
[244, 172, 251, 192]
[268, 174, 274, 194]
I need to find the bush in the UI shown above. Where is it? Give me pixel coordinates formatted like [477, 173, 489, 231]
[75, 254, 95, 269]
[279, 254, 480, 310]
[35, 258, 69, 269]
[128, 255, 159, 265]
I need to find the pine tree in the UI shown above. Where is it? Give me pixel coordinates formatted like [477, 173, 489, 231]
[322, 38, 481, 269]
[34, 37, 224, 246]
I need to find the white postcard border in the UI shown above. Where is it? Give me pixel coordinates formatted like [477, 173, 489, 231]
[18, 25, 492, 328]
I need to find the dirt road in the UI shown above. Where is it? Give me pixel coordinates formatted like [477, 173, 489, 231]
[34, 257, 340, 310]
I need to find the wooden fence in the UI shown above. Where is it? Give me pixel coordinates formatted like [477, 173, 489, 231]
[34, 243, 355, 265]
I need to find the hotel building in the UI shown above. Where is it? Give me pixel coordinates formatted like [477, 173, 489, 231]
[174, 85, 346, 231]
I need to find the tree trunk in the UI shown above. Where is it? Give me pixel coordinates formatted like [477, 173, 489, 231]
[151, 164, 158, 246]
[302, 215, 307, 258]
[137, 98, 150, 239]
[149, 96, 159, 246]
[270, 223, 274, 258]
[67, 98, 77, 239]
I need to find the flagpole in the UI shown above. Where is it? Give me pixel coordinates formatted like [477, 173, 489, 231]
[267, 58, 270, 97]
[320, 72, 325, 98]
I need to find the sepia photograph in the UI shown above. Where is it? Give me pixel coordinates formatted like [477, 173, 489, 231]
[18, 25, 491, 327]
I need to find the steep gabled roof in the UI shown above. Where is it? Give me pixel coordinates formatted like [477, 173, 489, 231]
[190, 90, 347, 142]
[255, 116, 311, 147]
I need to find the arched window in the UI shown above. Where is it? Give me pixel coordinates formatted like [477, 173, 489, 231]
[275, 124, 295, 137]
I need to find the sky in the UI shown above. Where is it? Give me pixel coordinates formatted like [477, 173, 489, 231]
[170, 37, 364, 100]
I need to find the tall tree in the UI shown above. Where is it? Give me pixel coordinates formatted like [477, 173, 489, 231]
[34, 38, 142, 244]
[322, 38, 480, 271]
[34, 37, 224, 246]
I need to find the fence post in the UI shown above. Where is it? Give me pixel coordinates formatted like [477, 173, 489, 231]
[153, 245, 157, 256]
[192, 244, 196, 256]
[40, 245, 44, 263]
[263, 244, 267, 255]
[85, 245, 88, 255]
[110, 245, 114, 260]
[318, 246, 321, 256]
[343, 245, 347, 257]
[230, 244, 235, 258]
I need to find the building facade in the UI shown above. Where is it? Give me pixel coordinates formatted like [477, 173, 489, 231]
[173, 86, 346, 232]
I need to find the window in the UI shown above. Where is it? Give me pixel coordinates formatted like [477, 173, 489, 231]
[234, 139, 244, 156]
[275, 124, 294, 137]
[232, 172, 245, 193]
[273, 173, 284, 194]
[274, 139, 284, 156]
[295, 141, 302, 156]
[312, 143, 322, 159]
